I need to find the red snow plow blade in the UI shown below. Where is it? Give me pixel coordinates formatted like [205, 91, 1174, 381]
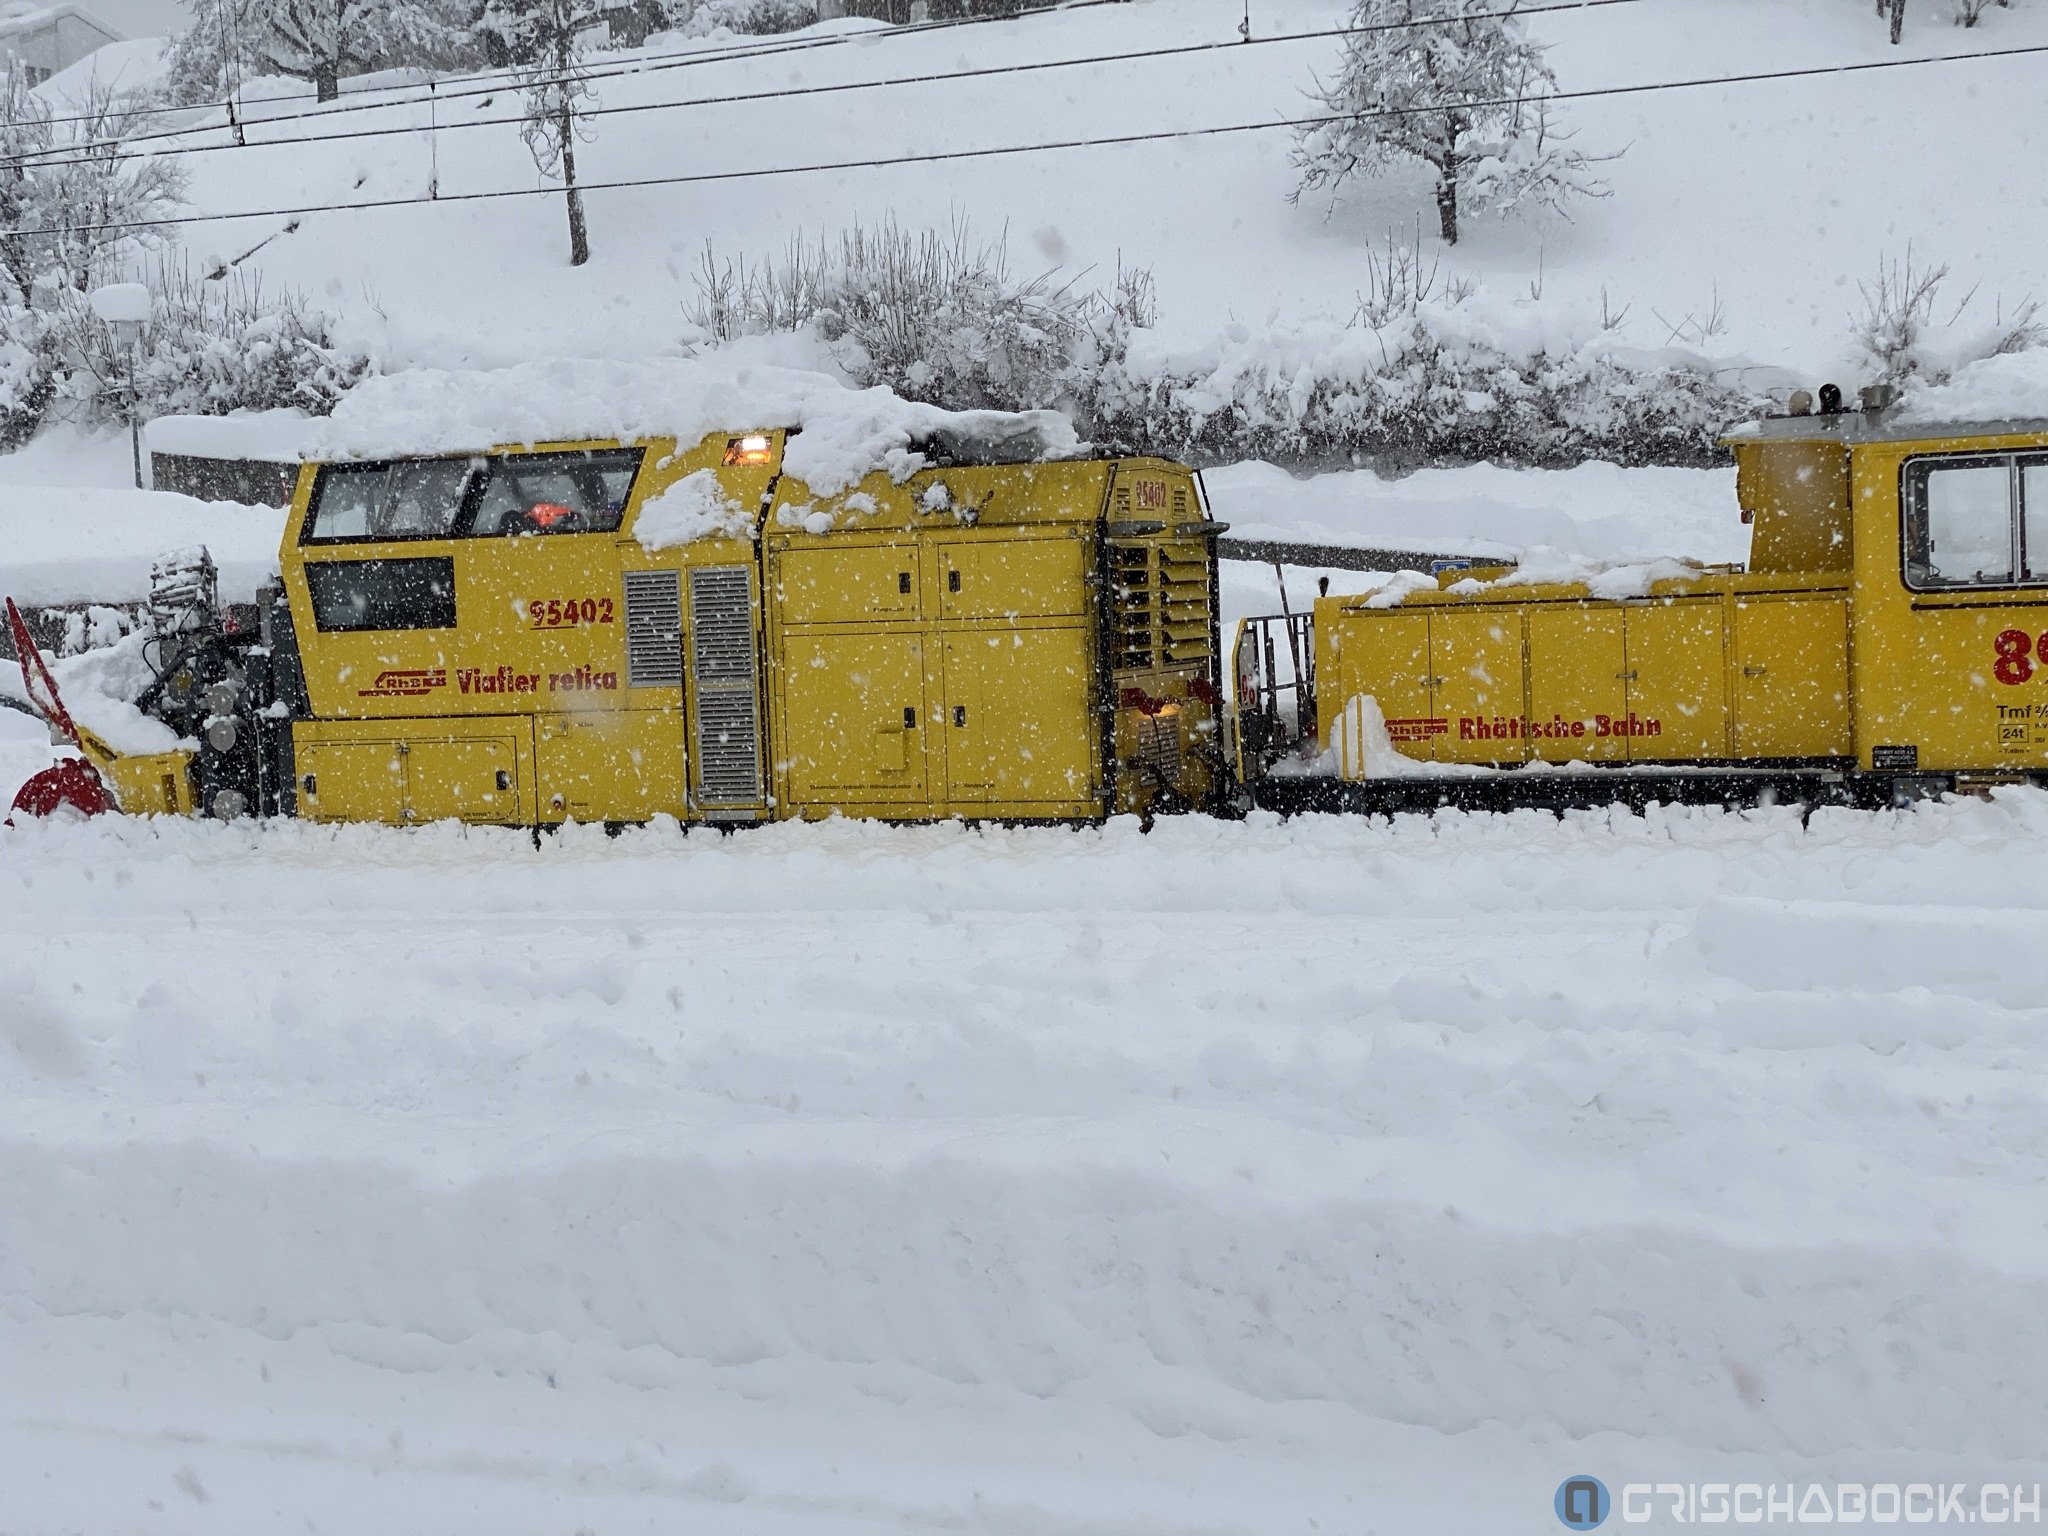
[5, 595, 112, 822]
[10, 757, 112, 819]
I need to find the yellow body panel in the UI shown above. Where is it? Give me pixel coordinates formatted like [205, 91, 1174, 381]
[295, 715, 535, 825]
[78, 732, 198, 816]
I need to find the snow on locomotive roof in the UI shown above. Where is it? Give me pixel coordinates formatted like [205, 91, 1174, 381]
[146, 357, 1085, 496]
[1725, 412, 2048, 445]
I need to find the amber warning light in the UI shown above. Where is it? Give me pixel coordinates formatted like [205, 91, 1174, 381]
[724, 434, 774, 467]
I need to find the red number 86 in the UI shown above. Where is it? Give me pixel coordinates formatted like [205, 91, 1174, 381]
[1993, 629, 2048, 686]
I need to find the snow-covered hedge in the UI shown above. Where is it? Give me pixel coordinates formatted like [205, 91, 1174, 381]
[690, 223, 1766, 469]
[1087, 311, 1768, 471]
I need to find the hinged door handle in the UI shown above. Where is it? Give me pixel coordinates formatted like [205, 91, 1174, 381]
[948, 570, 961, 593]
[302, 773, 316, 796]
[495, 770, 511, 791]
[953, 705, 967, 727]
[1617, 670, 1639, 681]
[898, 571, 912, 594]
[903, 707, 916, 728]
[1742, 664, 1768, 677]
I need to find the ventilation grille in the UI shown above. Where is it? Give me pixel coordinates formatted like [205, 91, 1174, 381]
[1137, 712, 1183, 791]
[694, 688, 761, 804]
[622, 570, 683, 687]
[1109, 543, 1153, 670]
[689, 565, 761, 805]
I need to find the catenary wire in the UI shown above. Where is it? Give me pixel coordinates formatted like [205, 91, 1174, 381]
[8, 34, 2044, 238]
[7, 0, 1643, 166]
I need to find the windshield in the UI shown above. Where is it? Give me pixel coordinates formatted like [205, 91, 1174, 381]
[301, 447, 645, 544]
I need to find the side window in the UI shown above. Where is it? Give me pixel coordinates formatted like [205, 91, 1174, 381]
[1901, 455, 2048, 590]
[305, 557, 457, 632]
[304, 459, 478, 543]
[1921, 462, 2012, 586]
[470, 448, 643, 538]
[2024, 464, 2048, 582]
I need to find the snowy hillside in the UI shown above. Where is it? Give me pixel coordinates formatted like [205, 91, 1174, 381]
[83, 0, 2048, 389]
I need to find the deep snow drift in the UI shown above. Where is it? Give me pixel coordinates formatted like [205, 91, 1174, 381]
[5, 797, 2048, 1531]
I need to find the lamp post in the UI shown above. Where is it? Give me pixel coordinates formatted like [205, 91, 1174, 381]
[87, 283, 150, 489]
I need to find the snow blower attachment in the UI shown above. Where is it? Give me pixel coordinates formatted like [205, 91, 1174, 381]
[6, 549, 301, 821]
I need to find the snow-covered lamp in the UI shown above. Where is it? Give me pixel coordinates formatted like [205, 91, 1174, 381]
[87, 283, 151, 489]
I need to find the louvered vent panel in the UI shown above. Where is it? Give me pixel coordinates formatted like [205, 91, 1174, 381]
[694, 688, 761, 804]
[691, 567, 755, 683]
[1109, 544, 1154, 670]
[688, 565, 761, 805]
[622, 570, 683, 687]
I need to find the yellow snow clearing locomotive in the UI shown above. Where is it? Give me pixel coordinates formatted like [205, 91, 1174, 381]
[15, 427, 1226, 826]
[1239, 395, 2048, 811]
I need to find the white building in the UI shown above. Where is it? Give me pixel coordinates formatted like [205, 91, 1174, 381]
[0, 1, 122, 85]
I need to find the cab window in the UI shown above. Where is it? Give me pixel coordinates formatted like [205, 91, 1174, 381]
[1904, 454, 2048, 590]
[303, 458, 477, 543]
[470, 449, 642, 538]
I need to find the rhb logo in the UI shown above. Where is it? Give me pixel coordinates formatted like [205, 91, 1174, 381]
[358, 668, 446, 698]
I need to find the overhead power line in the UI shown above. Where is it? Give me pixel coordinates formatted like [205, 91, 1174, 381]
[7, 35, 2043, 240]
[9, 0, 1640, 168]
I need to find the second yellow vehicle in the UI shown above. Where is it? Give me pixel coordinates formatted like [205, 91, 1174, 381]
[1239, 395, 2048, 810]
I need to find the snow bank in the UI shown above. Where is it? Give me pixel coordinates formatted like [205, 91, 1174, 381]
[1205, 457, 1745, 565]
[0, 486, 285, 605]
[156, 358, 1084, 497]
[1898, 350, 2048, 427]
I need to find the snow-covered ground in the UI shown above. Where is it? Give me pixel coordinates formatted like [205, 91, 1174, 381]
[7, 796, 2048, 1532]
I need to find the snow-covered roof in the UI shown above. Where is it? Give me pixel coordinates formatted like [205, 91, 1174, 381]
[1725, 413, 2048, 446]
[147, 359, 1086, 495]
[0, 1, 121, 41]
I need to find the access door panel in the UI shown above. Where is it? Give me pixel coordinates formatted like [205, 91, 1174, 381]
[1624, 601, 1729, 762]
[536, 711, 686, 822]
[943, 626, 1095, 808]
[404, 735, 525, 825]
[775, 543, 921, 626]
[1526, 605, 1627, 761]
[780, 630, 929, 804]
[1324, 609, 1434, 766]
[1733, 597, 1851, 760]
[1428, 607, 1528, 765]
[934, 537, 1087, 622]
[295, 735, 408, 824]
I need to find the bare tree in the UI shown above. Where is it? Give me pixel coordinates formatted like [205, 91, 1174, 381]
[483, 0, 600, 265]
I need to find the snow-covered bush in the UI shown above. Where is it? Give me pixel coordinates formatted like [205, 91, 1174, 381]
[690, 221, 1759, 470]
[1085, 307, 1764, 472]
[1293, 0, 1609, 245]
[0, 67, 184, 444]
[665, 0, 815, 34]
[690, 219, 1140, 413]
[49, 258, 370, 425]
[1849, 248, 2041, 390]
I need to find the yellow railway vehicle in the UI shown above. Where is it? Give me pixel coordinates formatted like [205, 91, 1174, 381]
[26, 428, 1226, 827]
[1240, 404, 2048, 812]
